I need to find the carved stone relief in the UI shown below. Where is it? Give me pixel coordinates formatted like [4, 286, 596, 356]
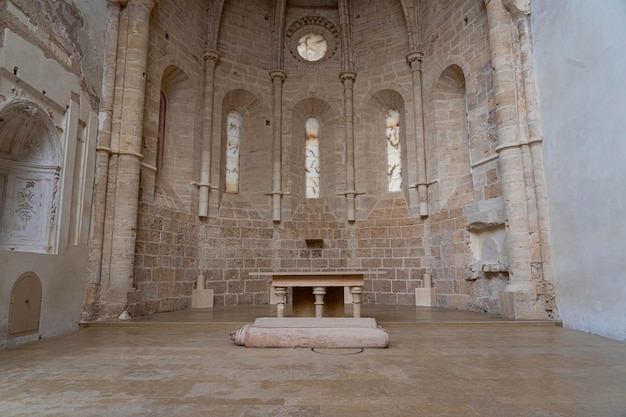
[0, 100, 61, 253]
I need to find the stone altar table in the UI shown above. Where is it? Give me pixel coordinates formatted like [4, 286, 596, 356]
[256, 271, 365, 318]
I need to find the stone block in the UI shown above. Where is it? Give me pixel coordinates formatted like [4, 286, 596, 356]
[415, 288, 436, 307]
[191, 289, 214, 308]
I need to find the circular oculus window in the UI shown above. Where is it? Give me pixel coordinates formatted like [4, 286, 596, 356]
[297, 32, 328, 62]
[287, 16, 339, 64]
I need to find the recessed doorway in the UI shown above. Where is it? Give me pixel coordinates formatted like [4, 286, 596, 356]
[8, 272, 42, 338]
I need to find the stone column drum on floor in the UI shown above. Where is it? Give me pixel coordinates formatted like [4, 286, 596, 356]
[230, 317, 389, 348]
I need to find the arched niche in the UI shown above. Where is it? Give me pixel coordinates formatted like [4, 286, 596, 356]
[151, 65, 197, 210]
[0, 100, 61, 253]
[361, 89, 407, 197]
[8, 271, 42, 338]
[427, 64, 473, 211]
[289, 97, 336, 213]
[219, 89, 269, 211]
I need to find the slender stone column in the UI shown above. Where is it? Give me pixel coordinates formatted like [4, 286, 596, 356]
[269, 70, 286, 222]
[274, 287, 287, 318]
[350, 286, 362, 318]
[198, 49, 220, 218]
[339, 71, 357, 222]
[103, 0, 155, 316]
[484, 0, 538, 318]
[313, 286, 326, 318]
[406, 51, 429, 217]
[84, 0, 125, 320]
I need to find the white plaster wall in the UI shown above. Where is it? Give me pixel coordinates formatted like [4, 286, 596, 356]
[0, 0, 107, 348]
[532, 0, 626, 340]
[0, 247, 89, 347]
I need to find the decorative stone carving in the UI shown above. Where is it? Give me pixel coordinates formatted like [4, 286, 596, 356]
[0, 100, 61, 253]
[286, 16, 339, 64]
[15, 183, 36, 223]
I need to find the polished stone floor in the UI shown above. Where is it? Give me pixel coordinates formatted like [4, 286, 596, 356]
[1, 305, 625, 416]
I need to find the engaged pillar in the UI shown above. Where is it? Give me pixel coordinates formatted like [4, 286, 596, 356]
[102, 0, 155, 317]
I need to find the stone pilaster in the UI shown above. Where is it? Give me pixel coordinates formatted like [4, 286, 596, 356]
[99, 0, 155, 318]
[84, 0, 126, 320]
[484, 0, 542, 319]
[506, 1, 556, 316]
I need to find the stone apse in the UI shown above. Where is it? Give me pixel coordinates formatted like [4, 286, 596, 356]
[84, 0, 556, 322]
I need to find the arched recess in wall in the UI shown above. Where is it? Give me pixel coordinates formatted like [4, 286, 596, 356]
[289, 98, 336, 212]
[426, 65, 473, 211]
[0, 101, 61, 253]
[154, 65, 196, 211]
[219, 89, 268, 209]
[361, 90, 407, 198]
[8, 271, 42, 338]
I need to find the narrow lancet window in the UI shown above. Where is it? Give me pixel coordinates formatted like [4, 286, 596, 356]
[225, 111, 241, 193]
[305, 117, 320, 198]
[386, 109, 402, 192]
[156, 92, 166, 172]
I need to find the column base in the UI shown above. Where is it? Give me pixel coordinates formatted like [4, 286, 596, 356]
[192, 289, 214, 308]
[498, 289, 548, 320]
[94, 287, 136, 320]
[415, 288, 436, 307]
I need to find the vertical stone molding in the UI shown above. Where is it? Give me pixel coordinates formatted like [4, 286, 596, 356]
[406, 51, 428, 217]
[100, 0, 155, 317]
[337, 0, 354, 72]
[198, 49, 220, 218]
[484, 0, 540, 319]
[85, 0, 124, 320]
[339, 71, 357, 222]
[269, 69, 287, 222]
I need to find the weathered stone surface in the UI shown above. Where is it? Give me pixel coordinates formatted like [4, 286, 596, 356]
[231, 317, 389, 348]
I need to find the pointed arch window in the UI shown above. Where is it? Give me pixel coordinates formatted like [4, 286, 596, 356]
[305, 117, 320, 198]
[225, 110, 241, 194]
[386, 109, 403, 192]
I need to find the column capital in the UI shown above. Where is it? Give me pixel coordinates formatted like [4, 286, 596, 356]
[269, 69, 287, 80]
[406, 51, 424, 63]
[339, 71, 357, 82]
[406, 51, 424, 71]
[107, 0, 127, 8]
[203, 49, 221, 63]
[128, 0, 155, 12]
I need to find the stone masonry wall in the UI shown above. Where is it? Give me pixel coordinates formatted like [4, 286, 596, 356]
[134, 203, 199, 315]
[194, 196, 426, 308]
[133, 0, 513, 316]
